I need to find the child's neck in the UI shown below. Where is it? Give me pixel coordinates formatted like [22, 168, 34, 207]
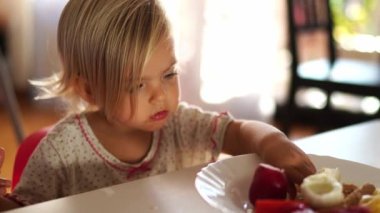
[86, 112, 153, 164]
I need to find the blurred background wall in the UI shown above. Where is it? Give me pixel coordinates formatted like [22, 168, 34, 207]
[1, 0, 289, 123]
[2, 0, 380, 123]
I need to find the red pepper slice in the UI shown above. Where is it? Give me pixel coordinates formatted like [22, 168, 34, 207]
[255, 199, 314, 213]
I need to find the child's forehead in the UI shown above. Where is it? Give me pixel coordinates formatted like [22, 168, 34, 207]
[141, 39, 176, 77]
[140, 59, 177, 79]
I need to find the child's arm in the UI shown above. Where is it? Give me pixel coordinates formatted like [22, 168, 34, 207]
[222, 120, 316, 184]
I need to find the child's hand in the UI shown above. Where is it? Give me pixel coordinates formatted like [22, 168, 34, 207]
[0, 148, 11, 195]
[260, 139, 316, 185]
[223, 121, 316, 185]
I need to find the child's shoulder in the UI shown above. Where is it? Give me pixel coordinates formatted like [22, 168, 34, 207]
[177, 102, 206, 114]
[42, 113, 84, 147]
[173, 102, 206, 122]
[172, 102, 232, 124]
[176, 102, 228, 117]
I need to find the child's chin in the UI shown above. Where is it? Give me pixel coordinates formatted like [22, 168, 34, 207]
[142, 121, 167, 132]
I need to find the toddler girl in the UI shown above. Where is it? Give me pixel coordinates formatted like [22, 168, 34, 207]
[0, 0, 315, 210]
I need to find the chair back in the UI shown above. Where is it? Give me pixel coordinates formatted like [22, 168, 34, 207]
[280, 0, 380, 135]
[11, 127, 50, 190]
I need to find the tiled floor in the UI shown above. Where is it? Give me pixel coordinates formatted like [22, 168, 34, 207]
[0, 93, 317, 181]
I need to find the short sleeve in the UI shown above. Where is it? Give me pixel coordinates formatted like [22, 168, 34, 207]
[10, 138, 67, 205]
[167, 102, 233, 165]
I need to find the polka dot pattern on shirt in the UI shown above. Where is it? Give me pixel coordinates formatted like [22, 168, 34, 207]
[10, 102, 233, 205]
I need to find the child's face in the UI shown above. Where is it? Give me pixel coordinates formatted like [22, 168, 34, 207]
[113, 38, 180, 132]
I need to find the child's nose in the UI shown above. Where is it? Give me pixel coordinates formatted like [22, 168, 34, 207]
[150, 84, 165, 102]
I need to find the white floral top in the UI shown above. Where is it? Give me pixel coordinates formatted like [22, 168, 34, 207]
[9, 102, 233, 205]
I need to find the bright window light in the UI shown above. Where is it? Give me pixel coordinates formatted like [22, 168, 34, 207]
[338, 34, 380, 53]
[296, 88, 327, 109]
[361, 96, 380, 115]
[258, 96, 276, 118]
[200, 0, 281, 104]
[331, 92, 362, 113]
[331, 92, 380, 114]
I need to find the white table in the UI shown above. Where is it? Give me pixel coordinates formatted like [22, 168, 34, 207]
[5, 119, 380, 213]
[295, 119, 380, 169]
[4, 164, 216, 213]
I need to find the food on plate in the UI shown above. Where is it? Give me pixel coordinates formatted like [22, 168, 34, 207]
[319, 206, 370, 213]
[300, 168, 345, 208]
[249, 163, 289, 205]
[361, 193, 380, 212]
[344, 183, 376, 207]
[254, 199, 313, 213]
[320, 168, 342, 180]
[249, 164, 379, 212]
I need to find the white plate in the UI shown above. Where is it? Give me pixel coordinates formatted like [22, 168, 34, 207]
[195, 154, 380, 213]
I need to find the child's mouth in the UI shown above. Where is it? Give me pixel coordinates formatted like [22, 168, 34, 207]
[150, 110, 169, 121]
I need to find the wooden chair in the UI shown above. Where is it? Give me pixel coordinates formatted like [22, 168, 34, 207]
[279, 0, 380, 134]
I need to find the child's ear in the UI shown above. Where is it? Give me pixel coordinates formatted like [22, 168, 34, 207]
[74, 77, 95, 104]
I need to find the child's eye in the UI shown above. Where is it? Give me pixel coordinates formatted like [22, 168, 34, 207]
[164, 71, 178, 80]
[129, 83, 145, 93]
[138, 83, 145, 89]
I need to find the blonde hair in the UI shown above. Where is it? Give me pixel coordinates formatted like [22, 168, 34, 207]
[32, 0, 171, 118]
